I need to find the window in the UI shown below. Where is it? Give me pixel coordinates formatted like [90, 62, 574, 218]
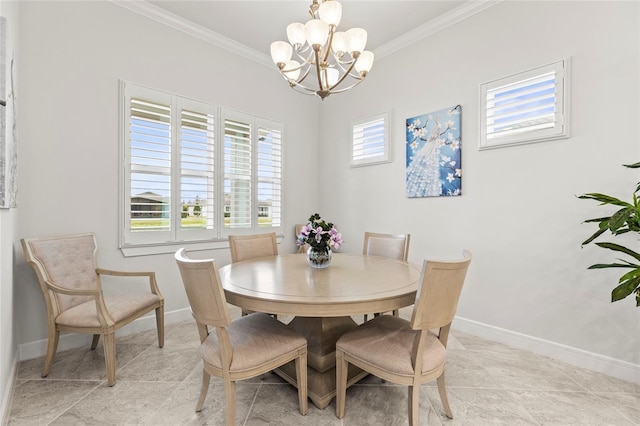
[120, 81, 283, 253]
[480, 58, 569, 149]
[351, 112, 390, 167]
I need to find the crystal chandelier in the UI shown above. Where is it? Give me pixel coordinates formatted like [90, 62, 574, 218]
[270, 0, 374, 100]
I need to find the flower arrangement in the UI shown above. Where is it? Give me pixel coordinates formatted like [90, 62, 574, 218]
[297, 213, 343, 253]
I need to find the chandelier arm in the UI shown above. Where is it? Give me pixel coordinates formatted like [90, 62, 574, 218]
[295, 67, 312, 86]
[313, 49, 325, 91]
[329, 60, 360, 91]
[322, 26, 336, 65]
[294, 47, 315, 65]
[325, 77, 366, 95]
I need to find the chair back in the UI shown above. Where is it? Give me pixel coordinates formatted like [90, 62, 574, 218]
[228, 232, 278, 263]
[175, 248, 231, 327]
[21, 233, 99, 313]
[294, 224, 308, 254]
[410, 250, 472, 331]
[362, 232, 410, 261]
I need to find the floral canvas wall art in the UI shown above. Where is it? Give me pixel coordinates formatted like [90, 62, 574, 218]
[406, 105, 461, 198]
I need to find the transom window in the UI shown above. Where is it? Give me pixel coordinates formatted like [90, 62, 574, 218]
[479, 58, 569, 149]
[351, 112, 391, 167]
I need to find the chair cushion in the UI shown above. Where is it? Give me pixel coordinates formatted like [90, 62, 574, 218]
[336, 315, 445, 376]
[200, 313, 306, 373]
[56, 293, 162, 328]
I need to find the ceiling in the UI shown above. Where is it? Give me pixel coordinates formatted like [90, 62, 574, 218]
[146, 1, 470, 56]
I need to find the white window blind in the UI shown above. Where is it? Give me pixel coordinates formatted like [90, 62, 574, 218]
[127, 92, 172, 244]
[257, 121, 282, 228]
[224, 115, 252, 229]
[480, 58, 569, 149]
[179, 106, 215, 235]
[351, 112, 390, 167]
[121, 82, 284, 252]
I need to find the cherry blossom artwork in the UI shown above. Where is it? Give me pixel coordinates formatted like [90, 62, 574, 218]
[406, 105, 461, 198]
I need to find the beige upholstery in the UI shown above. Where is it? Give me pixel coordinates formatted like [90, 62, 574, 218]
[175, 248, 308, 424]
[229, 232, 278, 317]
[295, 224, 308, 254]
[362, 232, 411, 319]
[228, 232, 278, 263]
[21, 233, 164, 386]
[336, 250, 472, 425]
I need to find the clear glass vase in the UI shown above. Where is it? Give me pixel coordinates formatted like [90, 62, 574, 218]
[307, 246, 332, 269]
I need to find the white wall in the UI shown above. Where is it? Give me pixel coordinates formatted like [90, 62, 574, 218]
[13, 1, 319, 348]
[320, 0, 639, 378]
[0, 0, 18, 420]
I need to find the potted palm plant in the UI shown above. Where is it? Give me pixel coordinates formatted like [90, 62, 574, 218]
[579, 162, 640, 307]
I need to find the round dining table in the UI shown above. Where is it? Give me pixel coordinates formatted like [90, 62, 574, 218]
[219, 252, 421, 409]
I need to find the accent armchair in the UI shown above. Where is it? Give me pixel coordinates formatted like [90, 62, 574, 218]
[21, 233, 164, 386]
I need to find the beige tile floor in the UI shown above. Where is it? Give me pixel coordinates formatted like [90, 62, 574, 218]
[6, 306, 640, 425]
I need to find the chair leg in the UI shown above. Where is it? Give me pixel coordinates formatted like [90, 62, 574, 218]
[335, 350, 348, 419]
[103, 332, 117, 386]
[295, 350, 308, 415]
[223, 378, 236, 426]
[195, 370, 211, 412]
[42, 327, 59, 377]
[408, 385, 420, 426]
[392, 309, 399, 317]
[437, 373, 453, 418]
[156, 305, 165, 348]
[90, 334, 100, 350]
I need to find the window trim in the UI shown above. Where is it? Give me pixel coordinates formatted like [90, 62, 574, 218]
[119, 81, 284, 256]
[479, 58, 570, 150]
[350, 111, 391, 167]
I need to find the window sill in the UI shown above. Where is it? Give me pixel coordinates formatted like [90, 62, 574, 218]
[120, 235, 284, 257]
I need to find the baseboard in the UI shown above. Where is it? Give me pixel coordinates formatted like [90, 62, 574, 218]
[18, 308, 193, 362]
[16, 310, 640, 386]
[0, 349, 18, 426]
[453, 316, 640, 385]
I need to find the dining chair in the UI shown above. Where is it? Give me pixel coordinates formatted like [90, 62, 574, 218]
[336, 250, 472, 425]
[175, 248, 308, 424]
[294, 224, 308, 254]
[229, 232, 279, 317]
[228, 232, 278, 263]
[21, 233, 164, 386]
[362, 231, 411, 319]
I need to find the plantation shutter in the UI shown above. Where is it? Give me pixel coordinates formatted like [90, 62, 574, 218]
[351, 112, 390, 167]
[480, 59, 569, 149]
[178, 102, 215, 240]
[223, 114, 252, 230]
[128, 95, 172, 240]
[257, 120, 283, 229]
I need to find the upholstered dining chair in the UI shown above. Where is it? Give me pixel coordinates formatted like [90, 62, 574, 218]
[229, 232, 279, 317]
[21, 233, 164, 386]
[336, 250, 472, 425]
[294, 224, 308, 254]
[228, 232, 278, 263]
[362, 231, 411, 319]
[175, 248, 308, 424]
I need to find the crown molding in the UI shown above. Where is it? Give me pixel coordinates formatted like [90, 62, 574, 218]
[111, 0, 500, 68]
[373, 0, 503, 59]
[109, 0, 274, 68]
